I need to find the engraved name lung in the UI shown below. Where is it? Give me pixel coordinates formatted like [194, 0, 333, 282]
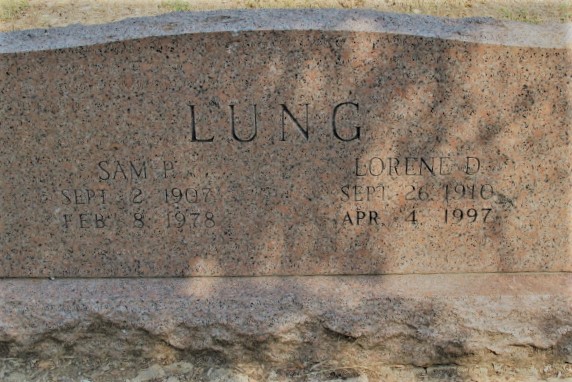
[0, 25, 568, 277]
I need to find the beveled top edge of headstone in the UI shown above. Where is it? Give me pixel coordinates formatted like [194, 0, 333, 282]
[0, 9, 570, 54]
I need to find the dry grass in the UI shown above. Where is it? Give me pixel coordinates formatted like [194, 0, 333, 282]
[0, 0, 29, 20]
[0, 0, 570, 32]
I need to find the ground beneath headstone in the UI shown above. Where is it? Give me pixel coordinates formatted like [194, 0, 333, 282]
[2, 352, 571, 381]
[0, 0, 569, 32]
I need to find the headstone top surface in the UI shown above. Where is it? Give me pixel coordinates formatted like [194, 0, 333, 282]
[0, 9, 570, 54]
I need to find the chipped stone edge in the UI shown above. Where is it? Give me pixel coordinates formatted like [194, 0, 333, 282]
[0, 9, 570, 54]
[0, 273, 570, 367]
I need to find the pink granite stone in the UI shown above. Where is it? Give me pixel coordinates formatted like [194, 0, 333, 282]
[0, 274, 570, 378]
[0, 10, 569, 277]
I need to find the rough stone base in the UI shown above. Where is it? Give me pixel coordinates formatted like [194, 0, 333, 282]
[0, 274, 570, 381]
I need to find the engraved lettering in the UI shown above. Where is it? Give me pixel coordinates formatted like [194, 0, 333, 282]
[341, 185, 385, 201]
[163, 160, 175, 178]
[61, 189, 73, 205]
[341, 185, 350, 201]
[132, 188, 143, 204]
[465, 156, 481, 175]
[166, 210, 215, 228]
[342, 210, 380, 226]
[98, 160, 111, 180]
[98, 161, 148, 181]
[353, 156, 471, 177]
[354, 185, 364, 201]
[63, 214, 72, 229]
[369, 211, 380, 225]
[61, 189, 107, 205]
[420, 157, 435, 176]
[342, 211, 353, 225]
[130, 161, 147, 179]
[356, 210, 366, 225]
[332, 102, 360, 141]
[354, 158, 367, 176]
[230, 104, 258, 142]
[189, 104, 214, 142]
[280, 104, 309, 141]
[133, 212, 145, 228]
[79, 213, 90, 229]
[369, 157, 384, 176]
[94, 214, 106, 228]
[113, 161, 128, 180]
[388, 158, 399, 175]
[444, 208, 493, 223]
[77, 189, 94, 204]
[405, 157, 417, 175]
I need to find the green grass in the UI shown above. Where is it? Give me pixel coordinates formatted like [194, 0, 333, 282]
[0, 0, 29, 20]
[499, 6, 542, 23]
[558, 0, 572, 21]
[160, 0, 192, 12]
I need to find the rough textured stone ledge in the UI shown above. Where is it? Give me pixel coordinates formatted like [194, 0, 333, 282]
[1, 274, 570, 375]
[0, 9, 569, 54]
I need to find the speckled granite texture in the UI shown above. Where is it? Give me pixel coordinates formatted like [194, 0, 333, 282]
[0, 11, 570, 378]
[0, 10, 570, 278]
[0, 274, 570, 379]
